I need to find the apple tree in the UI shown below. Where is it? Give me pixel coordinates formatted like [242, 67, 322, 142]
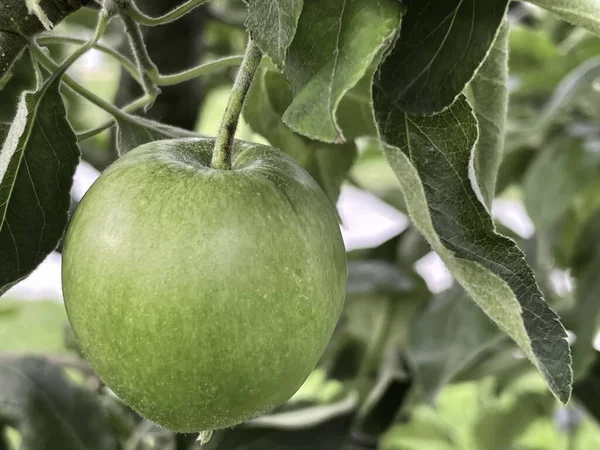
[1, 0, 600, 448]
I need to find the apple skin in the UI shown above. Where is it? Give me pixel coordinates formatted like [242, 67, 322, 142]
[61, 138, 347, 432]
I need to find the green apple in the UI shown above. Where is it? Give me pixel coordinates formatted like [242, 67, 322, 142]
[62, 138, 347, 432]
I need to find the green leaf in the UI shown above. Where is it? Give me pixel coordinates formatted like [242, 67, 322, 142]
[247, 392, 357, 429]
[453, 341, 531, 385]
[558, 205, 600, 378]
[245, 0, 303, 68]
[469, 19, 509, 207]
[354, 371, 411, 439]
[116, 115, 205, 155]
[508, 29, 600, 100]
[1, 0, 85, 82]
[0, 123, 8, 141]
[568, 253, 600, 379]
[288, 368, 346, 405]
[281, 0, 402, 142]
[304, 149, 355, 207]
[0, 33, 27, 85]
[375, 0, 509, 116]
[495, 147, 536, 196]
[347, 261, 415, 295]
[474, 392, 554, 450]
[527, 0, 600, 36]
[0, 429, 10, 450]
[0, 51, 36, 123]
[124, 422, 175, 450]
[509, 56, 600, 149]
[336, 72, 379, 140]
[0, 0, 84, 34]
[345, 292, 423, 366]
[508, 24, 561, 74]
[244, 66, 356, 204]
[352, 136, 408, 214]
[409, 287, 501, 400]
[206, 413, 354, 450]
[373, 91, 573, 402]
[0, 356, 117, 450]
[0, 73, 80, 296]
[574, 352, 600, 422]
[344, 261, 425, 354]
[523, 137, 600, 230]
[382, 407, 458, 450]
[554, 179, 600, 268]
[0, 300, 67, 353]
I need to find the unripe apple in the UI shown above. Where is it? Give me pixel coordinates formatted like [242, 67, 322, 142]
[62, 138, 347, 432]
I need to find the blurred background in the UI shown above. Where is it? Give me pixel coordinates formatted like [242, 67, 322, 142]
[2, 1, 600, 449]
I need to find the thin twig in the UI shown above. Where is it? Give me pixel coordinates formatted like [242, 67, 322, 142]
[125, 0, 210, 27]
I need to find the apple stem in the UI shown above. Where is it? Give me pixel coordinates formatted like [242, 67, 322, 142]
[212, 38, 263, 170]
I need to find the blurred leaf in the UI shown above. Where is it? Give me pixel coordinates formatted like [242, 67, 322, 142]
[495, 147, 536, 195]
[559, 205, 600, 379]
[0, 72, 80, 296]
[523, 137, 600, 230]
[574, 352, 600, 424]
[509, 24, 561, 73]
[345, 283, 424, 357]
[565, 199, 600, 274]
[0, 429, 9, 450]
[541, 56, 600, 117]
[206, 413, 355, 450]
[373, 92, 573, 403]
[282, 0, 401, 142]
[470, 19, 509, 207]
[116, 115, 205, 155]
[175, 433, 199, 450]
[245, 66, 356, 204]
[409, 287, 501, 400]
[351, 137, 407, 213]
[288, 368, 346, 405]
[350, 233, 401, 263]
[509, 31, 600, 99]
[474, 392, 555, 450]
[247, 392, 357, 430]
[0, 300, 67, 353]
[124, 421, 175, 450]
[375, 0, 508, 116]
[554, 179, 600, 267]
[509, 56, 600, 149]
[453, 341, 531, 385]
[353, 370, 411, 439]
[245, 0, 302, 68]
[527, 0, 600, 36]
[0, 356, 117, 450]
[324, 337, 365, 383]
[305, 148, 355, 208]
[382, 407, 458, 450]
[396, 227, 431, 266]
[347, 261, 414, 296]
[568, 254, 600, 379]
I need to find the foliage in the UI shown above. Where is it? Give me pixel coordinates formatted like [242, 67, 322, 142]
[0, 0, 600, 448]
